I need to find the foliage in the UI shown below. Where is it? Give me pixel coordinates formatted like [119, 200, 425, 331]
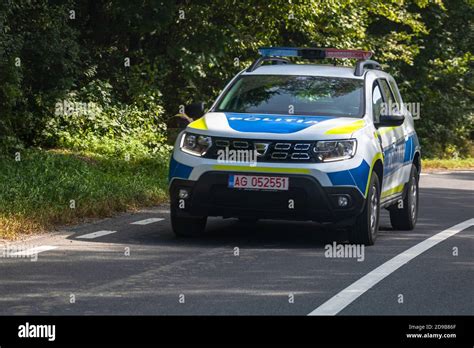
[0, 0, 81, 147]
[422, 157, 474, 170]
[0, 0, 472, 157]
[43, 80, 170, 158]
[396, 0, 473, 157]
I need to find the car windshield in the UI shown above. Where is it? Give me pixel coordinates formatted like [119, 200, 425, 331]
[215, 75, 364, 117]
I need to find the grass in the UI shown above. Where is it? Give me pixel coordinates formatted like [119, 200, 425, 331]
[0, 149, 169, 240]
[422, 158, 474, 171]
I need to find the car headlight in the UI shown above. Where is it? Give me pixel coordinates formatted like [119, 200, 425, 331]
[313, 139, 357, 162]
[180, 132, 212, 156]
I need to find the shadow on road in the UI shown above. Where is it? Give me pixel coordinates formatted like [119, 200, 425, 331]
[63, 186, 473, 250]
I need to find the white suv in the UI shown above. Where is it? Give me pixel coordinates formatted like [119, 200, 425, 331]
[168, 47, 421, 245]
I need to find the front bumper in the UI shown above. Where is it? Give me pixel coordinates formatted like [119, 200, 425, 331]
[170, 172, 365, 225]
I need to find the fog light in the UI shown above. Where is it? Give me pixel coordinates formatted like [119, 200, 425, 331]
[178, 189, 189, 199]
[337, 195, 349, 207]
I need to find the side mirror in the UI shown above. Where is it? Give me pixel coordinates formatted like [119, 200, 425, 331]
[185, 102, 206, 120]
[166, 114, 193, 145]
[376, 114, 405, 128]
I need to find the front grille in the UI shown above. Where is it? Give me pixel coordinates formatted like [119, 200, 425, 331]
[210, 185, 309, 210]
[233, 141, 250, 149]
[291, 152, 310, 160]
[215, 139, 230, 147]
[205, 137, 317, 163]
[274, 143, 291, 150]
[271, 152, 288, 160]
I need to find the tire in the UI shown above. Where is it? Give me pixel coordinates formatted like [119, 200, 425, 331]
[350, 171, 380, 246]
[389, 164, 419, 230]
[170, 206, 207, 237]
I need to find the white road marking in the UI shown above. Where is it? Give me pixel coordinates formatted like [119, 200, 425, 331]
[420, 173, 429, 176]
[76, 230, 117, 239]
[9, 245, 58, 257]
[138, 208, 170, 214]
[130, 218, 164, 225]
[308, 218, 474, 316]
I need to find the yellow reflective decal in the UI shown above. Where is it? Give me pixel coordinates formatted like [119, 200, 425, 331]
[365, 152, 384, 197]
[381, 184, 405, 198]
[188, 117, 207, 130]
[325, 120, 365, 135]
[377, 126, 396, 136]
[212, 165, 310, 174]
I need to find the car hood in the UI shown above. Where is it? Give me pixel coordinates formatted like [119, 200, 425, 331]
[187, 112, 366, 140]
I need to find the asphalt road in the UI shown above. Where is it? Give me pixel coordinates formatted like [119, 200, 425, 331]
[0, 172, 473, 315]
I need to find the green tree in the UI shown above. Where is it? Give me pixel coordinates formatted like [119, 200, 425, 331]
[0, 0, 81, 148]
[399, 0, 473, 157]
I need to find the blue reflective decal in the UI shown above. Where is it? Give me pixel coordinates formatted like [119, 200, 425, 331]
[382, 133, 418, 176]
[169, 156, 193, 182]
[403, 135, 413, 163]
[383, 138, 406, 175]
[228, 174, 235, 187]
[225, 113, 333, 134]
[406, 133, 420, 162]
[349, 160, 370, 194]
[327, 170, 356, 187]
[327, 159, 370, 195]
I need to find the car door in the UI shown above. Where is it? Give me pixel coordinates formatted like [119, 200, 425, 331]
[388, 76, 416, 183]
[372, 79, 405, 196]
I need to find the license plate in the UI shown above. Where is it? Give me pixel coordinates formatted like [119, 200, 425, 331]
[228, 174, 289, 191]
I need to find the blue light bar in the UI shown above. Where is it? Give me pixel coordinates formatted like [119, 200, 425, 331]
[258, 47, 372, 60]
[258, 47, 300, 57]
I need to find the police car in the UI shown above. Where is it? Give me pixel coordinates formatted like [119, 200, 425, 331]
[168, 47, 421, 245]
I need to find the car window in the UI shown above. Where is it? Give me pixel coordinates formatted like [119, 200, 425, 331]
[379, 79, 394, 103]
[215, 75, 364, 117]
[372, 83, 383, 123]
[379, 79, 399, 113]
[388, 79, 402, 105]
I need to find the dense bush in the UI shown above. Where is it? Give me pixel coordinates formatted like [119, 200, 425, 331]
[0, 0, 81, 148]
[43, 80, 169, 158]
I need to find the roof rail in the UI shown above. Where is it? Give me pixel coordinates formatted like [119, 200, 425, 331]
[246, 56, 291, 72]
[354, 59, 382, 76]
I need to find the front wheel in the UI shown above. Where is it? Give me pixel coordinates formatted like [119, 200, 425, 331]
[170, 206, 207, 237]
[389, 164, 419, 230]
[349, 171, 380, 246]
